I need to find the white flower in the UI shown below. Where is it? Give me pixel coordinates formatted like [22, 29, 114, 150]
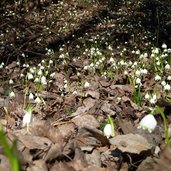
[9, 79, 14, 84]
[22, 110, 32, 127]
[20, 73, 24, 78]
[41, 76, 47, 85]
[29, 68, 35, 74]
[40, 66, 44, 70]
[156, 61, 160, 66]
[154, 75, 161, 81]
[167, 76, 171, 80]
[135, 50, 140, 55]
[124, 71, 128, 75]
[84, 66, 88, 70]
[34, 77, 39, 83]
[103, 124, 112, 138]
[27, 73, 34, 80]
[161, 81, 166, 86]
[50, 72, 55, 78]
[72, 90, 78, 95]
[141, 69, 148, 74]
[164, 84, 171, 91]
[9, 91, 15, 98]
[84, 81, 90, 88]
[165, 64, 170, 70]
[64, 84, 67, 89]
[35, 97, 41, 103]
[153, 48, 159, 54]
[120, 60, 125, 66]
[136, 78, 141, 84]
[49, 60, 53, 64]
[138, 114, 157, 133]
[41, 59, 45, 63]
[109, 57, 114, 63]
[38, 69, 43, 76]
[150, 94, 157, 104]
[145, 93, 150, 99]
[29, 93, 34, 100]
[162, 43, 167, 49]
[135, 70, 141, 76]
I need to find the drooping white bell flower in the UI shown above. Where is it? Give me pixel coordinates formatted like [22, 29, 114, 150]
[138, 114, 157, 133]
[23, 106, 32, 132]
[103, 124, 112, 138]
[84, 81, 90, 88]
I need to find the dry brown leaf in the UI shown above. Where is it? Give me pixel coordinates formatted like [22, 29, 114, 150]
[51, 162, 76, 171]
[83, 97, 96, 109]
[77, 127, 110, 147]
[68, 159, 87, 171]
[85, 90, 100, 99]
[15, 134, 52, 150]
[110, 84, 133, 93]
[0, 154, 11, 171]
[99, 79, 111, 87]
[109, 134, 152, 154]
[72, 114, 99, 128]
[137, 157, 156, 171]
[44, 143, 62, 162]
[27, 160, 48, 171]
[85, 149, 101, 167]
[54, 73, 65, 89]
[82, 166, 112, 171]
[57, 122, 76, 137]
[101, 101, 116, 116]
[64, 94, 77, 108]
[30, 120, 63, 144]
[154, 148, 171, 171]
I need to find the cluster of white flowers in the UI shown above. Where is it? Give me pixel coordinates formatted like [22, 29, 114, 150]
[145, 93, 157, 104]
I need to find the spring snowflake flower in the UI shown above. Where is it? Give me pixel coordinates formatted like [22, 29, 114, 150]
[161, 81, 166, 86]
[84, 81, 90, 88]
[9, 91, 15, 98]
[27, 73, 34, 80]
[135, 50, 140, 55]
[38, 69, 43, 76]
[164, 84, 171, 91]
[150, 94, 157, 104]
[156, 61, 160, 66]
[50, 72, 55, 78]
[136, 78, 141, 84]
[167, 76, 171, 80]
[154, 75, 161, 81]
[29, 68, 35, 74]
[145, 93, 150, 99]
[135, 70, 141, 76]
[138, 114, 157, 133]
[35, 97, 41, 104]
[162, 43, 167, 49]
[34, 77, 39, 83]
[41, 76, 47, 85]
[103, 124, 112, 138]
[141, 69, 148, 74]
[9, 79, 14, 84]
[29, 93, 34, 100]
[165, 64, 170, 70]
[49, 60, 53, 64]
[153, 48, 159, 54]
[124, 71, 128, 75]
[22, 107, 32, 131]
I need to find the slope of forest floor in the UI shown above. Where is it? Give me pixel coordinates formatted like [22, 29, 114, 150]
[0, 0, 171, 170]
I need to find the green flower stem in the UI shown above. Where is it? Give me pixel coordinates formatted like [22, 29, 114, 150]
[107, 115, 115, 137]
[151, 105, 170, 147]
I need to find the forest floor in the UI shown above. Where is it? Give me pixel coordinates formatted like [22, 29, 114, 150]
[0, 0, 171, 171]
